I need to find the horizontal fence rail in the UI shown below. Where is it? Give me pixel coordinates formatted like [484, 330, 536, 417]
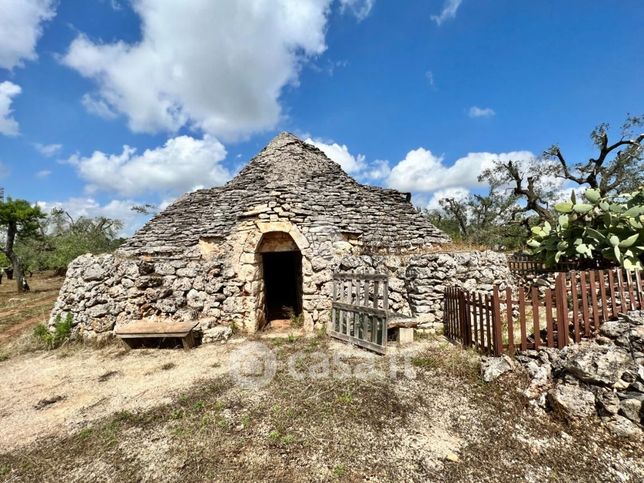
[507, 254, 610, 276]
[330, 272, 389, 354]
[445, 267, 644, 356]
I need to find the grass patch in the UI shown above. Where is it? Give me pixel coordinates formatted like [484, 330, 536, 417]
[32, 313, 73, 350]
[0, 272, 64, 342]
[411, 343, 480, 383]
[288, 310, 304, 329]
[332, 464, 347, 478]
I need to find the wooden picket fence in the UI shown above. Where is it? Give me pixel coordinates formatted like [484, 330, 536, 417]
[444, 268, 644, 356]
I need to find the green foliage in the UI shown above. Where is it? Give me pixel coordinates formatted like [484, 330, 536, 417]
[0, 198, 45, 239]
[528, 187, 644, 269]
[424, 190, 528, 250]
[33, 313, 73, 349]
[0, 199, 46, 285]
[332, 464, 347, 478]
[288, 310, 304, 329]
[16, 209, 124, 272]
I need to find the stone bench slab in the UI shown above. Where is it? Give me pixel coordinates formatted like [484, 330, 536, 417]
[388, 316, 418, 329]
[115, 321, 198, 349]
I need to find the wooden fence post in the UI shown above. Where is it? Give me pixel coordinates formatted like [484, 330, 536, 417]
[555, 273, 570, 348]
[458, 289, 470, 347]
[443, 288, 449, 339]
[492, 286, 503, 356]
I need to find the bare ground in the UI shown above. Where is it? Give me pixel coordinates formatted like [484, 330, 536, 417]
[0, 273, 63, 344]
[0, 334, 642, 482]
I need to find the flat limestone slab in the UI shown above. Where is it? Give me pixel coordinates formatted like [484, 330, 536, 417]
[388, 316, 418, 329]
[115, 320, 198, 337]
[115, 321, 199, 349]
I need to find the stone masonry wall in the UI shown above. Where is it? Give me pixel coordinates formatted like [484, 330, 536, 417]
[51, 243, 512, 339]
[339, 250, 513, 328]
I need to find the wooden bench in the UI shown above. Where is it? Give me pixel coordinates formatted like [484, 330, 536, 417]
[115, 321, 198, 349]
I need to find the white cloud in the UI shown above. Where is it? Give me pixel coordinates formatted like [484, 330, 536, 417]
[37, 197, 151, 236]
[36, 169, 51, 178]
[34, 142, 62, 157]
[67, 135, 230, 197]
[81, 93, 118, 120]
[551, 183, 585, 204]
[425, 187, 470, 211]
[62, 0, 333, 141]
[364, 159, 391, 181]
[468, 106, 495, 118]
[387, 148, 536, 193]
[431, 0, 462, 26]
[0, 0, 56, 69]
[339, 0, 374, 21]
[425, 70, 435, 88]
[0, 81, 21, 136]
[304, 137, 367, 173]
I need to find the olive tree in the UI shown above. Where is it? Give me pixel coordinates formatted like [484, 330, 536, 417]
[0, 199, 46, 292]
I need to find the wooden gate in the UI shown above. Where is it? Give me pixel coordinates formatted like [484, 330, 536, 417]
[329, 272, 388, 354]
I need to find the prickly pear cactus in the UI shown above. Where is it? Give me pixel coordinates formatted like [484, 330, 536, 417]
[528, 187, 644, 269]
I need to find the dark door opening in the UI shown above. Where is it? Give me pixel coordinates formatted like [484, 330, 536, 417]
[262, 251, 302, 322]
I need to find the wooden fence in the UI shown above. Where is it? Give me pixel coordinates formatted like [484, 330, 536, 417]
[444, 267, 644, 356]
[507, 254, 608, 276]
[329, 272, 389, 354]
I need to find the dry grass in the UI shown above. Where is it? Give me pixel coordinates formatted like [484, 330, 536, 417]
[0, 336, 641, 482]
[0, 273, 640, 481]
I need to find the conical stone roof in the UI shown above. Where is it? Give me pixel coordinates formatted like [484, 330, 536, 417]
[122, 132, 449, 255]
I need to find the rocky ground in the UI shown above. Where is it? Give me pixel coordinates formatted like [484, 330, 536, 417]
[481, 311, 644, 439]
[0, 332, 642, 482]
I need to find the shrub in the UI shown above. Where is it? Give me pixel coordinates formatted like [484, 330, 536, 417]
[33, 313, 73, 349]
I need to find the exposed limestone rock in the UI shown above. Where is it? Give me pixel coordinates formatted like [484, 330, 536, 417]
[202, 326, 233, 344]
[619, 398, 642, 424]
[563, 345, 632, 387]
[516, 311, 644, 433]
[547, 384, 596, 420]
[604, 415, 643, 439]
[480, 355, 514, 382]
[597, 391, 621, 416]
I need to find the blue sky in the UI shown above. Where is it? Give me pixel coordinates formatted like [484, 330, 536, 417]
[0, 0, 643, 234]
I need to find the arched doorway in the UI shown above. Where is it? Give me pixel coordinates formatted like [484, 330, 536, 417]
[257, 232, 303, 329]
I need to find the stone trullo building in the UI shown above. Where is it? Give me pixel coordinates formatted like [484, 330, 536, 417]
[50, 132, 511, 339]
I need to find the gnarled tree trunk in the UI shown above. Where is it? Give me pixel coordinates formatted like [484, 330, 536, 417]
[2, 221, 25, 292]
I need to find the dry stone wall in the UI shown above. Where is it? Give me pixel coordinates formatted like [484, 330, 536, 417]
[51, 246, 512, 338]
[339, 250, 513, 329]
